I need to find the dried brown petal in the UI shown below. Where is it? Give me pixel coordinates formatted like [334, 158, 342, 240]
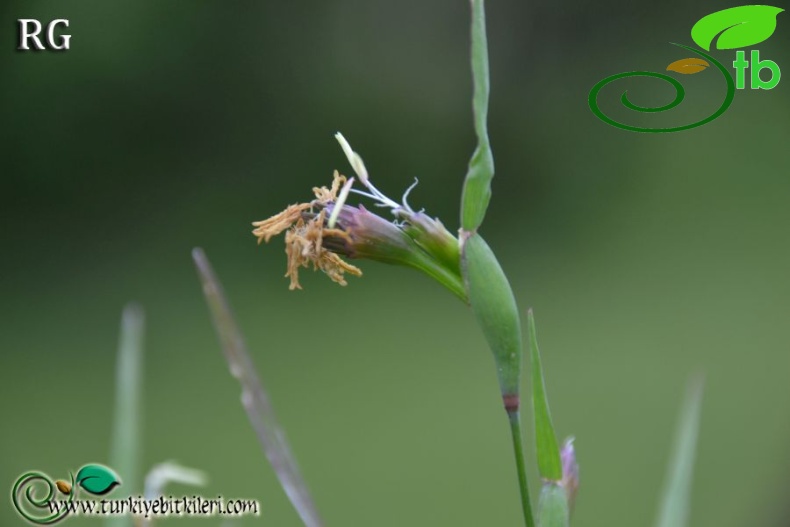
[252, 203, 311, 244]
[312, 171, 346, 204]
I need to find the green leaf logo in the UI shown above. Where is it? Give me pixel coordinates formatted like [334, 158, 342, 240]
[691, 5, 784, 51]
[75, 464, 122, 495]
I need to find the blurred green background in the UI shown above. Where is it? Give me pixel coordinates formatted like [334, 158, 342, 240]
[2, 1, 789, 526]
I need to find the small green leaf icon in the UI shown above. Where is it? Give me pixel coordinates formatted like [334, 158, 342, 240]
[75, 464, 121, 495]
[691, 5, 784, 51]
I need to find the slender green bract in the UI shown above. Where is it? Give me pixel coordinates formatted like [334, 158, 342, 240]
[528, 310, 562, 481]
[461, 0, 494, 232]
[654, 378, 705, 527]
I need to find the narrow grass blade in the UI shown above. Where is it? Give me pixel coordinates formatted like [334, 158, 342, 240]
[461, 0, 495, 232]
[654, 377, 705, 527]
[106, 303, 145, 527]
[192, 248, 324, 527]
[527, 310, 562, 481]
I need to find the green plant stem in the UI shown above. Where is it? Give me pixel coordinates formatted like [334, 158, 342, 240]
[655, 377, 705, 527]
[508, 410, 535, 527]
[406, 250, 468, 303]
[107, 304, 144, 527]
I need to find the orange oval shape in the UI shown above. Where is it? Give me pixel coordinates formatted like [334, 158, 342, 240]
[55, 480, 72, 495]
[666, 57, 710, 74]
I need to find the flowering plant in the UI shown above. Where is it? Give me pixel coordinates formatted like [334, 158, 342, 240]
[193, 2, 705, 527]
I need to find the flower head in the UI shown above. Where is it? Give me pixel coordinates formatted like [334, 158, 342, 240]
[252, 172, 362, 290]
[252, 134, 467, 301]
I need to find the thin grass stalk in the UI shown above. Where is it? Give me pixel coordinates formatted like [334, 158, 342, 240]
[192, 247, 323, 527]
[106, 304, 145, 527]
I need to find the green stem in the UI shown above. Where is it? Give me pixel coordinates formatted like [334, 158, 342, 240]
[107, 304, 145, 527]
[406, 251, 468, 303]
[508, 410, 536, 527]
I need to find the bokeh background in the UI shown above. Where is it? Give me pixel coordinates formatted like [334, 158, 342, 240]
[2, 1, 789, 526]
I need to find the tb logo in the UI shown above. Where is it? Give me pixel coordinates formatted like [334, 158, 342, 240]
[734, 50, 781, 90]
[589, 5, 785, 133]
[17, 19, 71, 51]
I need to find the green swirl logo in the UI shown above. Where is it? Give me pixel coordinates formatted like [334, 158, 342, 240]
[12, 472, 74, 525]
[11, 464, 121, 525]
[589, 5, 784, 133]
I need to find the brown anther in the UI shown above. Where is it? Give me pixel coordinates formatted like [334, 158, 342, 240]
[253, 172, 362, 290]
[252, 203, 311, 244]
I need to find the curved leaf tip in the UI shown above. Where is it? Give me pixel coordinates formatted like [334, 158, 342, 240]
[691, 5, 784, 51]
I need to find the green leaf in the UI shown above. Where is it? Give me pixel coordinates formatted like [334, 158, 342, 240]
[461, 0, 494, 232]
[528, 310, 563, 482]
[654, 378, 705, 527]
[537, 483, 570, 527]
[461, 234, 522, 397]
[75, 465, 122, 496]
[691, 5, 784, 51]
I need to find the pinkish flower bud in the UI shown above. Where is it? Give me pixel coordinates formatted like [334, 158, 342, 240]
[324, 204, 467, 301]
[560, 437, 579, 513]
